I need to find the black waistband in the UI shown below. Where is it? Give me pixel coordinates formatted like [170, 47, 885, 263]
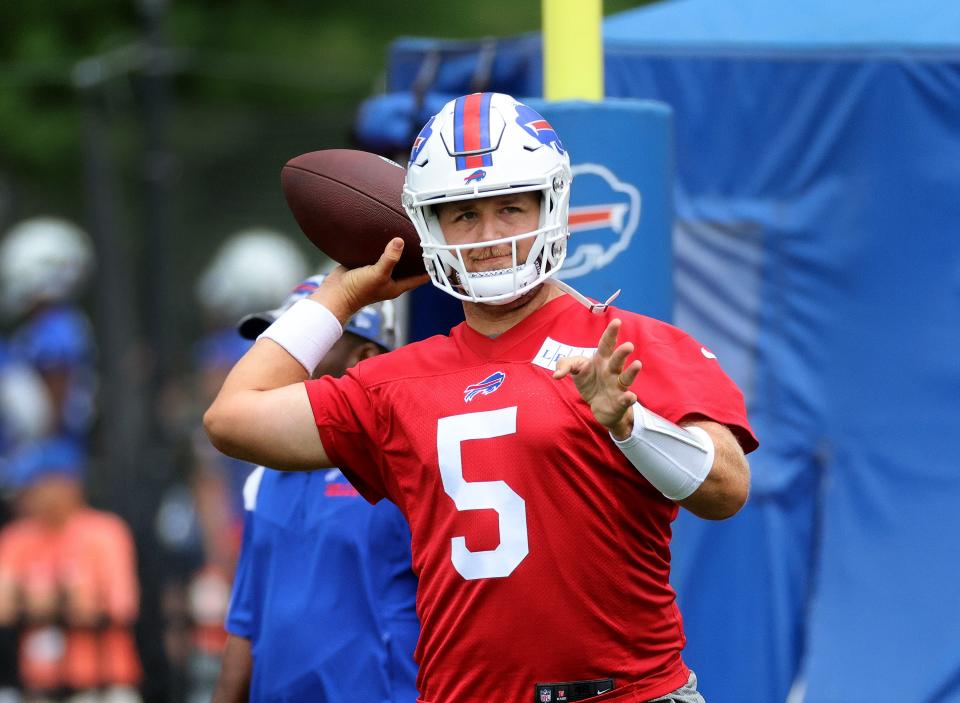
[535, 678, 615, 702]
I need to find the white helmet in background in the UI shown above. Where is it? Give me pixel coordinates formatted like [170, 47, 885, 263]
[0, 217, 95, 316]
[196, 229, 308, 323]
[403, 93, 572, 305]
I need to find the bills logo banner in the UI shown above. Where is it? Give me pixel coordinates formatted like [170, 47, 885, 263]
[463, 371, 506, 402]
[560, 163, 642, 280]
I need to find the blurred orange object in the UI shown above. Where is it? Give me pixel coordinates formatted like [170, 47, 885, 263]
[0, 507, 142, 692]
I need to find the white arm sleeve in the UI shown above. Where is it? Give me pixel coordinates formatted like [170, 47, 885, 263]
[611, 402, 715, 501]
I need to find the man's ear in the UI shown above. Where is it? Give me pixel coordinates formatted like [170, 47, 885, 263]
[349, 341, 384, 366]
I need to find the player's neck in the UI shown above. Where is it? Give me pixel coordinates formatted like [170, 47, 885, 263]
[461, 282, 565, 338]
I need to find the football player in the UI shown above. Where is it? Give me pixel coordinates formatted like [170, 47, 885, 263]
[0, 217, 95, 445]
[212, 276, 418, 703]
[205, 93, 757, 703]
[192, 228, 309, 577]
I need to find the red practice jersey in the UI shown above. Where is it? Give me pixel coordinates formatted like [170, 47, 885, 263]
[305, 293, 757, 703]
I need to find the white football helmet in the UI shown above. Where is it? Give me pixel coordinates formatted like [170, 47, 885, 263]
[196, 229, 308, 323]
[402, 93, 572, 305]
[0, 217, 94, 316]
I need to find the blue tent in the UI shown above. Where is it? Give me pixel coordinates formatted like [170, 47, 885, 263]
[360, 3, 960, 702]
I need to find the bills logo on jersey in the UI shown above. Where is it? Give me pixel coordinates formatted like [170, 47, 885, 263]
[539, 688, 553, 702]
[410, 115, 435, 163]
[463, 371, 505, 402]
[323, 468, 360, 497]
[323, 469, 360, 498]
[464, 169, 486, 184]
[516, 104, 565, 155]
[325, 483, 360, 498]
[558, 163, 642, 280]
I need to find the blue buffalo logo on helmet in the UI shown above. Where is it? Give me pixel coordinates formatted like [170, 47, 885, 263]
[464, 169, 487, 184]
[558, 163, 642, 280]
[410, 115, 435, 163]
[463, 371, 506, 402]
[515, 104, 565, 155]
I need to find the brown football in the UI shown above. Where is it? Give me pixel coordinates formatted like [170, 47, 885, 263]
[281, 149, 424, 278]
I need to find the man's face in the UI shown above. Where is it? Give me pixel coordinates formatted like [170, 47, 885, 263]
[18, 475, 82, 525]
[435, 191, 541, 273]
[312, 333, 384, 379]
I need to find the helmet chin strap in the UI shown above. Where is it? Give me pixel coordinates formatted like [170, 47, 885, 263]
[549, 279, 621, 314]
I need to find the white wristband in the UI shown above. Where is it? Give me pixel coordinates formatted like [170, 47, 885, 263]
[611, 402, 715, 501]
[258, 298, 342, 373]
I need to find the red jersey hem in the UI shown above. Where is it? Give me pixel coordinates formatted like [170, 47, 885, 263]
[601, 664, 691, 702]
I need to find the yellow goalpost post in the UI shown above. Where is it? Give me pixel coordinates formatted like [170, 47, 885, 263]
[542, 0, 604, 101]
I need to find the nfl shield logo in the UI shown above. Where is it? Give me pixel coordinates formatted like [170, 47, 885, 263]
[539, 688, 553, 702]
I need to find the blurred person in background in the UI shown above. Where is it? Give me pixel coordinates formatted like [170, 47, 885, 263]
[212, 275, 418, 703]
[0, 218, 96, 450]
[155, 229, 307, 702]
[0, 218, 97, 699]
[190, 229, 308, 578]
[0, 342, 55, 483]
[0, 439, 141, 703]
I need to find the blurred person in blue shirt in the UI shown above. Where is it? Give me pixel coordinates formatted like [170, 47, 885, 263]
[191, 230, 309, 576]
[0, 217, 96, 446]
[0, 340, 54, 464]
[164, 231, 310, 703]
[212, 275, 419, 703]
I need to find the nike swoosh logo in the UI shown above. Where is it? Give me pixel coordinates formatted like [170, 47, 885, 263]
[596, 688, 611, 695]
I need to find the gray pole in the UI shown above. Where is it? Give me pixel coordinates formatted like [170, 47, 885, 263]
[139, 0, 176, 410]
[77, 76, 147, 514]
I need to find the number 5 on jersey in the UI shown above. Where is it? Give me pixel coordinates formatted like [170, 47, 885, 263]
[437, 407, 529, 580]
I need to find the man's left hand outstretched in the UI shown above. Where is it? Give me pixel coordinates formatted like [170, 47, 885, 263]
[553, 319, 641, 440]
